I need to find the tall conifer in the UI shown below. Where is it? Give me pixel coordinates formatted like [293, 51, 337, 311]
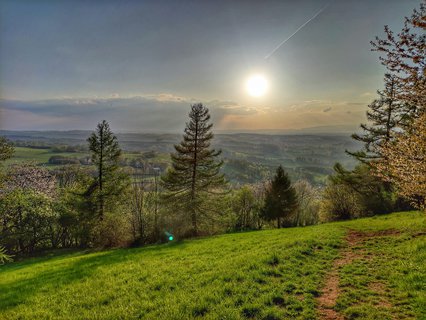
[161, 103, 226, 236]
[87, 120, 125, 220]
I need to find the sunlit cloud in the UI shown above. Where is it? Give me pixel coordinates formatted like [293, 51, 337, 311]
[0, 94, 367, 133]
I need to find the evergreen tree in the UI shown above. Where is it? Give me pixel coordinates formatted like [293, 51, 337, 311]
[261, 166, 298, 228]
[161, 103, 226, 236]
[371, 2, 425, 112]
[347, 74, 411, 162]
[86, 120, 127, 220]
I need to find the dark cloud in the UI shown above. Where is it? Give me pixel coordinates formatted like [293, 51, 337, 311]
[0, 96, 259, 132]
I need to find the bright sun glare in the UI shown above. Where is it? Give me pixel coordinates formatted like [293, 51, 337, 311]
[246, 74, 268, 97]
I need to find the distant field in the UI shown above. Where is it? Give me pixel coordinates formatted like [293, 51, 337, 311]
[4, 147, 88, 166]
[1, 211, 424, 319]
[4, 147, 169, 169]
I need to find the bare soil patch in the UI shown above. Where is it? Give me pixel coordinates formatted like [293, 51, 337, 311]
[316, 229, 400, 319]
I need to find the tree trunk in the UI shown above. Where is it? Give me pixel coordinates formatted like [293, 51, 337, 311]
[99, 125, 104, 220]
[190, 114, 199, 236]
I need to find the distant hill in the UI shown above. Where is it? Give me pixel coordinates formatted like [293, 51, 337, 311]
[1, 130, 361, 185]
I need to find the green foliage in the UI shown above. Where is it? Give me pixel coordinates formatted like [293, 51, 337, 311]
[55, 165, 98, 248]
[320, 182, 362, 222]
[0, 246, 12, 264]
[0, 164, 57, 254]
[228, 186, 263, 231]
[0, 137, 14, 163]
[0, 137, 14, 187]
[161, 103, 226, 236]
[261, 166, 298, 228]
[222, 158, 269, 185]
[331, 163, 405, 215]
[48, 155, 80, 165]
[0, 189, 55, 254]
[92, 212, 132, 248]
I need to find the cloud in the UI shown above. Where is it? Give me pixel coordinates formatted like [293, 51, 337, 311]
[0, 95, 368, 132]
[0, 95, 262, 132]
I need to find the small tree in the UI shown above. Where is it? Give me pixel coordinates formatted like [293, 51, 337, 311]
[87, 120, 127, 220]
[260, 166, 298, 228]
[0, 164, 56, 254]
[0, 137, 14, 163]
[320, 183, 362, 222]
[128, 181, 157, 244]
[161, 103, 226, 236]
[293, 180, 320, 226]
[0, 137, 14, 188]
[0, 189, 53, 254]
[230, 186, 261, 231]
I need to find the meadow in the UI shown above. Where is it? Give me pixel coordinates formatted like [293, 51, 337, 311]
[3, 147, 88, 166]
[0, 211, 424, 319]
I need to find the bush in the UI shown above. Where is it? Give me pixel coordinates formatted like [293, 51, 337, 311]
[92, 213, 132, 248]
[320, 183, 363, 222]
[48, 156, 80, 165]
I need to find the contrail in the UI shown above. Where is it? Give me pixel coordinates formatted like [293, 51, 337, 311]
[264, 2, 331, 60]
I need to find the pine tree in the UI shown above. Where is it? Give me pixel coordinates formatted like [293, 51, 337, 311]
[347, 74, 411, 162]
[261, 166, 298, 228]
[371, 2, 425, 112]
[161, 103, 226, 236]
[86, 120, 126, 220]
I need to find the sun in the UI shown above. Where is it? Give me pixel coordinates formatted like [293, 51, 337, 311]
[246, 74, 268, 97]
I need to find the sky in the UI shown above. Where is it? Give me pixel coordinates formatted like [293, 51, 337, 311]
[0, 0, 420, 132]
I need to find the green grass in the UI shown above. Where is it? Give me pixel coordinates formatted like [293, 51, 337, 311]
[0, 212, 424, 319]
[4, 147, 87, 166]
[335, 213, 426, 319]
[5, 147, 169, 168]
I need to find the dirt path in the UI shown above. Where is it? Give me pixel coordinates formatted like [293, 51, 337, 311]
[316, 229, 399, 320]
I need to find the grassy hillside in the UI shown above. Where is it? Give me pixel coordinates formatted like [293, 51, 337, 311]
[0, 212, 424, 319]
